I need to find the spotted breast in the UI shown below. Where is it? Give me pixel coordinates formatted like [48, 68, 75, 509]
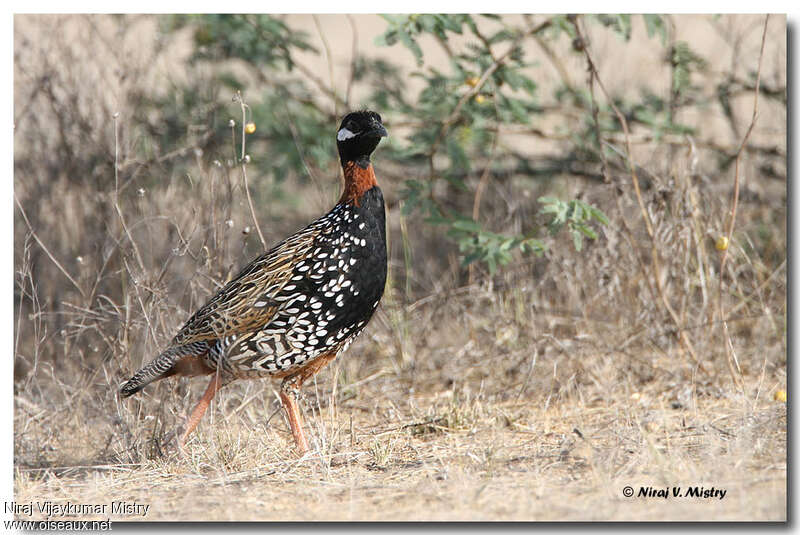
[221, 185, 387, 377]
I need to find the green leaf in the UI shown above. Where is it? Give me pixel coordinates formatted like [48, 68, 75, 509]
[398, 30, 424, 66]
[572, 230, 584, 251]
[577, 224, 598, 240]
[643, 14, 668, 46]
[588, 206, 610, 226]
[451, 218, 482, 232]
[616, 14, 632, 41]
[590, 14, 633, 41]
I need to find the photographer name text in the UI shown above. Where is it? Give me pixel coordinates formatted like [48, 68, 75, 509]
[5, 500, 149, 517]
[632, 486, 727, 500]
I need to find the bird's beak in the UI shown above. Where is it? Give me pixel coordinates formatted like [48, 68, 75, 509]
[371, 122, 389, 138]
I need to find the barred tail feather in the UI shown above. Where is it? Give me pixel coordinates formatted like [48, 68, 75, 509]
[120, 342, 210, 397]
[119, 351, 178, 397]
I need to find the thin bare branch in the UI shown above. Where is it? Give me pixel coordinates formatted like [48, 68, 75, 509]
[571, 16, 705, 373]
[14, 195, 85, 299]
[234, 92, 267, 250]
[716, 14, 770, 390]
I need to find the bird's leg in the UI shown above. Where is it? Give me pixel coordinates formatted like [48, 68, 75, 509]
[278, 351, 339, 455]
[179, 373, 222, 447]
[279, 383, 310, 455]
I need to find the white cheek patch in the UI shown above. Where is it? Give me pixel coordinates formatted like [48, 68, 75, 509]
[337, 127, 358, 141]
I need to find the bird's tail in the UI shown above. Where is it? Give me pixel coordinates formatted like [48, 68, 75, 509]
[120, 342, 209, 397]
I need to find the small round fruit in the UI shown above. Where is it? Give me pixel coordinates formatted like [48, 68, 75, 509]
[245, 122, 256, 134]
[474, 94, 487, 104]
[715, 236, 729, 251]
[465, 76, 480, 88]
[774, 389, 786, 402]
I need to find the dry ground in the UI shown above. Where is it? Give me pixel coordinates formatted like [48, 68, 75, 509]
[14, 283, 787, 521]
[14, 381, 786, 521]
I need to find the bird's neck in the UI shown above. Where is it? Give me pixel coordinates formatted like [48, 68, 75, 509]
[339, 159, 378, 206]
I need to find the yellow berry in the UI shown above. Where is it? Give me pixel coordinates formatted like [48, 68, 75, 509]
[774, 389, 786, 402]
[474, 94, 487, 104]
[245, 122, 256, 134]
[465, 76, 480, 88]
[715, 236, 729, 251]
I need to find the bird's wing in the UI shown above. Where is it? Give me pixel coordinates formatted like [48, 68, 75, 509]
[169, 226, 318, 346]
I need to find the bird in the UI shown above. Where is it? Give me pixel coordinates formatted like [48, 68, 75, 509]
[120, 110, 389, 454]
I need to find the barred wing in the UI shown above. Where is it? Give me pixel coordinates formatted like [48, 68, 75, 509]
[169, 227, 318, 346]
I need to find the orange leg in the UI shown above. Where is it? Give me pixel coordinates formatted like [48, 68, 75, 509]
[179, 373, 222, 447]
[277, 351, 339, 454]
[279, 389, 310, 454]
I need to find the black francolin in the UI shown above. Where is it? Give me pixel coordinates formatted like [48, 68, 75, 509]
[120, 110, 389, 453]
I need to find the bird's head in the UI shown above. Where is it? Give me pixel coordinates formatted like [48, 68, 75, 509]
[336, 110, 388, 168]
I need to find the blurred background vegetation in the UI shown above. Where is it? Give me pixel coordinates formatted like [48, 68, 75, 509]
[13, 14, 785, 465]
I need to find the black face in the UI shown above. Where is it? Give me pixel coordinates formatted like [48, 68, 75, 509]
[336, 110, 388, 166]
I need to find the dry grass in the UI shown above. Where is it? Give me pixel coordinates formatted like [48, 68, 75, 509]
[13, 284, 787, 521]
[13, 14, 786, 522]
[13, 362, 787, 520]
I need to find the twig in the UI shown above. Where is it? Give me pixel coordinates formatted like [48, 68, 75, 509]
[345, 14, 359, 109]
[234, 92, 267, 250]
[529, 15, 573, 93]
[716, 14, 770, 390]
[587, 56, 610, 183]
[469, 98, 502, 283]
[422, 18, 553, 216]
[112, 113, 146, 273]
[19, 464, 140, 473]
[427, 17, 556, 172]
[570, 16, 706, 372]
[281, 106, 329, 209]
[122, 256, 159, 349]
[313, 14, 338, 118]
[471, 131, 500, 225]
[14, 195, 85, 299]
[242, 15, 344, 113]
